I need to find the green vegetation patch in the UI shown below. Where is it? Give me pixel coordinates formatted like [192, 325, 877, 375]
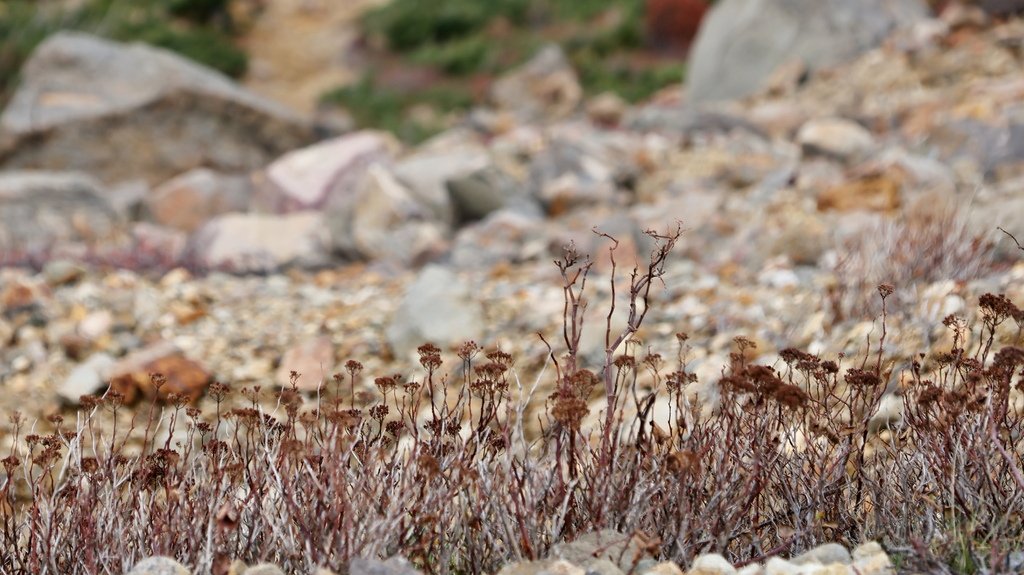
[324, 0, 687, 141]
[321, 74, 475, 144]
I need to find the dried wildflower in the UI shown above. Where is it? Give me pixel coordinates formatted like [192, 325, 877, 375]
[345, 360, 364, 376]
[230, 407, 259, 422]
[745, 365, 783, 395]
[844, 368, 881, 388]
[369, 404, 389, 421]
[643, 352, 664, 372]
[209, 381, 230, 401]
[457, 341, 481, 362]
[485, 348, 514, 368]
[418, 343, 442, 371]
[666, 370, 697, 394]
[733, 336, 757, 352]
[166, 392, 189, 409]
[780, 348, 816, 366]
[877, 283, 895, 299]
[374, 376, 398, 395]
[551, 390, 588, 430]
[80, 457, 98, 474]
[821, 361, 839, 374]
[150, 372, 167, 391]
[614, 355, 637, 369]
[773, 384, 810, 410]
[566, 369, 600, 397]
[719, 374, 756, 395]
[666, 449, 701, 477]
[481, 360, 509, 379]
[2, 455, 20, 473]
[385, 420, 404, 437]
[980, 293, 1020, 324]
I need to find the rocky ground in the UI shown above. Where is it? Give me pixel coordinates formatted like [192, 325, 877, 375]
[1, 0, 1024, 452]
[123, 534, 909, 575]
[2, 2, 1024, 574]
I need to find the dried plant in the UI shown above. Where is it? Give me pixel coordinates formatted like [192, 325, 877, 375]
[2, 229, 1024, 574]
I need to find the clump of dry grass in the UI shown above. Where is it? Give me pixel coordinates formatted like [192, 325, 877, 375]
[2, 227, 1024, 575]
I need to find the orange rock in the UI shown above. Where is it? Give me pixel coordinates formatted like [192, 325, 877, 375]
[105, 342, 211, 404]
[1, 280, 42, 313]
[818, 174, 902, 212]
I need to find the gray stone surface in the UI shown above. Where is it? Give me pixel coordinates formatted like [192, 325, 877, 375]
[240, 564, 285, 575]
[0, 171, 121, 254]
[187, 212, 332, 272]
[790, 542, 853, 565]
[258, 131, 395, 213]
[491, 44, 582, 120]
[329, 164, 448, 266]
[124, 556, 191, 575]
[58, 352, 115, 403]
[145, 168, 251, 232]
[447, 165, 528, 224]
[393, 146, 490, 224]
[550, 530, 653, 574]
[686, 0, 929, 103]
[349, 556, 422, 575]
[0, 32, 317, 184]
[386, 265, 485, 360]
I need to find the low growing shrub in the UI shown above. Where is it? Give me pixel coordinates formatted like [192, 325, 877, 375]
[2, 228, 1024, 574]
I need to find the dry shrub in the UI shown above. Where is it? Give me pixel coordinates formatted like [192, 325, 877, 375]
[2, 229, 1024, 574]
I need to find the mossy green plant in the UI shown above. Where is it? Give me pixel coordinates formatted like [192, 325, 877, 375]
[321, 74, 475, 144]
[328, 0, 686, 132]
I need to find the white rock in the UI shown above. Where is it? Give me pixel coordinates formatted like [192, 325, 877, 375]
[263, 131, 397, 212]
[763, 558, 800, 575]
[188, 212, 332, 273]
[78, 309, 114, 340]
[797, 118, 876, 161]
[346, 164, 448, 266]
[791, 543, 852, 566]
[688, 554, 737, 575]
[58, 353, 116, 403]
[125, 555, 191, 575]
[645, 562, 684, 575]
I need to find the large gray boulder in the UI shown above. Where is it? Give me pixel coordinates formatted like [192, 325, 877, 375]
[0, 171, 121, 255]
[686, 0, 930, 103]
[0, 32, 318, 184]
